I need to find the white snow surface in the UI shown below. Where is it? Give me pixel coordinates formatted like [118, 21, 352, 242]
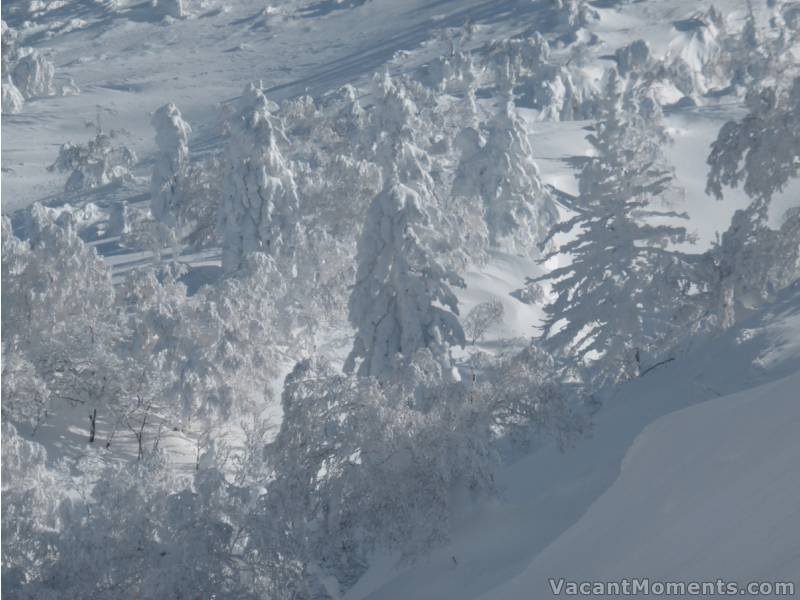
[489, 372, 800, 599]
[2, 0, 797, 235]
[348, 283, 800, 600]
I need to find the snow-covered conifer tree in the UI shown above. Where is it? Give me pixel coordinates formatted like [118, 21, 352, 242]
[730, 3, 770, 90]
[614, 39, 655, 79]
[366, 72, 476, 269]
[12, 52, 56, 99]
[531, 74, 698, 386]
[423, 49, 480, 95]
[701, 203, 793, 326]
[368, 72, 427, 176]
[551, 0, 599, 32]
[2, 75, 24, 113]
[486, 33, 550, 85]
[219, 84, 301, 274]
[344, 168, 465, 378]
[331, 83, 368, 150]
[705, 76, 800, 323]
[1, 19, 78, 113]
[150, 102, 192, 227]
[452, 93, 557, 254]
[707, 78, 800, 205]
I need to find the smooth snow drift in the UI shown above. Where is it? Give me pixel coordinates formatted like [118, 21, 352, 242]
[489, 371, 800, 599]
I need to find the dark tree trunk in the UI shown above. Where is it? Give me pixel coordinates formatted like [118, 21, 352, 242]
[88, 408, 97, 443]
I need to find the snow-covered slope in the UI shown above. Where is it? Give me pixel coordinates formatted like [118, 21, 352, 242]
[0, 0, 567, 211]
[490, 372, 800, 599]
[348, 283, 800, 600]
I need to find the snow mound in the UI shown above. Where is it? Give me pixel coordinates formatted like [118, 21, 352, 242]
[665, 7, 726, 97]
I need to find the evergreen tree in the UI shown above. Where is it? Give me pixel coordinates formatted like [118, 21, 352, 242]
[150, 103, 192, 227]
[453, 92, 557, 253]
[707, 78, 800, 206]
[705, 76, 800, 324]
[344, 168, 465, 378]
[219, 84, 301, 274]
[531, 74, 697, 386]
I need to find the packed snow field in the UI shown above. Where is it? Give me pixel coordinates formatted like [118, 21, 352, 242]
[2, 0, 799, 598]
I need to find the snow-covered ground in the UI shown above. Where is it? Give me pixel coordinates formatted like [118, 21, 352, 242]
[348, 284, 800, 600]
[490, 371, 800, 600]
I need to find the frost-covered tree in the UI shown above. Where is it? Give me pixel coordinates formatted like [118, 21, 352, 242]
[714, 0, 799, 96]
[727, 3, 771, 91]
[219, 83, 301, 274]
[0, 219, 52, 430]
[707, 78, 800, 205]
[150, 102, 192, 227]
[119, 255, 301, 424]
[467, 344, 588, 451]
[1, 19, 78, 112]
[345, 170, 465, 378]
[364, 72, 480, 271]
[1, 20, 20, 74]
[5, 195, 313, 454]
[1, 349, 50, 432]
[1, 423, 61, 591]
[19, 449, 264, 600]
[12, 51, 55, 99]
[519, 61, 601, 122]
[452, 95, 557, 253]
[264, 344, 584, 592]
[263, 355, 495, 592]
[120, 201, 179, 265]
[48, 122, 137, 191]
[331, 83, 369, 149]
[367, 72, 428, 176]
[614, 39, 656, 79]
[422, 49, 480, 94]
[702, 204, 800, 326]
[1, 206, 132, 439]
[182, 158, 226, 249]
[2, 74, 24, 113]
[664, 6, 727, 98]
[551, 0, 599, 32]
[486, 32, 550, 84]
[704, 77, 800, 323]
[2, 207, 191, 446]
[291, 147, 381, 326]
[531, 76, 700, 386]
[484, 32, 601, 121]
[463, 299, 505, 345]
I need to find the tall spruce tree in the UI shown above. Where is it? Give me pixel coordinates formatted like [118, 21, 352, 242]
[219, 84, 301, 274]
[345, 165, 465, 378]
[531, 72, 698, 386]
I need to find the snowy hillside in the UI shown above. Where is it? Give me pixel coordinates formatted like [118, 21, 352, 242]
[490, 371, 800, 600]
[2, 0, 799, 598]
[349, 283, 800, 600]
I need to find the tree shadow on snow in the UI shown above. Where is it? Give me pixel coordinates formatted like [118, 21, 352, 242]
[264, 0, 549, 101]
[298, 0, 373, 19]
